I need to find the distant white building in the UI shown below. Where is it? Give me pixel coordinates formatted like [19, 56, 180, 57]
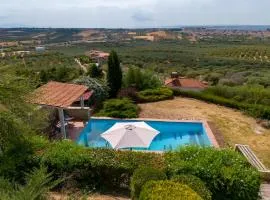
[35, 46, 45, 52]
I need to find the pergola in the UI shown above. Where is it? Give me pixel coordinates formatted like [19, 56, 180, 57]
[30, 81, 89, 138]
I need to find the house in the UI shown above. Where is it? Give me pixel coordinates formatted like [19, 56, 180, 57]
[86, 50, 109, 65]
[165, 72, 207, 91]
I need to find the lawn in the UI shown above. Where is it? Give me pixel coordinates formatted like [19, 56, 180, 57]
[139, 97, 270, 168]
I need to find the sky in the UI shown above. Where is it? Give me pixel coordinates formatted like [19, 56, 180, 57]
[0, 0, 270, 28]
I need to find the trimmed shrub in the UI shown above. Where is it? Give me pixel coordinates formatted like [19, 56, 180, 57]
[172, 89, 270, 120]
[165, 146, 261, 200]
[171, 174, 212, 200]
[138, 88, 173, 103]
[130, 167, 167, 199]
[95, 98, 139, 118]
[38, 140, 165, 191]
[139, 180, 202, 200]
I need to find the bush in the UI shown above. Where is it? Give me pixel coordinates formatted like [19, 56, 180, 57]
[73, 76, 109, 106]
[172, 89, 270, 120]
[138, 88, 173, 103]
[96, 98, 139, 118]
[139, 180, 202, 200]
[130, 167, 167, 199]
[124, 67, 162, 90]
[38, 140, 165, 191]
[87, 64, 103, 78]
[165, 146, 261, 200]
[171, 174, 212, 200]
[0, 167, 61, 200]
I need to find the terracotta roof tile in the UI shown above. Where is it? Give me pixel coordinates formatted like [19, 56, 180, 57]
[30, 81, 88, 108]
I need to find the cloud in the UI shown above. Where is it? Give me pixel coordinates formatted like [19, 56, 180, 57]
[0, 0, 270, 27]
[132, 11, 154, 22]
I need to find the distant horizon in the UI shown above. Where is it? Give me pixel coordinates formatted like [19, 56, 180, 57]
[1, 25, 270, 30]
[2, 0, 270, 29]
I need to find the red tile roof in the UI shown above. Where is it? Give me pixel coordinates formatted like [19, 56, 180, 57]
[76, 90, 93, 101]
[165, 78, 207, 89]
[30, 81, 88, 108]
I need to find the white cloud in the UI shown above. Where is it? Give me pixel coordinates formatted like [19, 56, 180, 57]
[0, 0, 269, 27]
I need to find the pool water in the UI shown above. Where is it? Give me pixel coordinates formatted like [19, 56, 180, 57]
[77, 118, 212, 151]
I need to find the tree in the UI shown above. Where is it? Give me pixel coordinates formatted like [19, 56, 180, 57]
[125, 67, 136, 86]
[73, 76, 109, 106]
[87, 64, 102, 78]
[107, 51, 122, 97]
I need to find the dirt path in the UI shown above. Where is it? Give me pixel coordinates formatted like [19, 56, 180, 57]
[49, 193, 130, 200]
[75, 58, 87, 72]
[139, 97, 270, 168]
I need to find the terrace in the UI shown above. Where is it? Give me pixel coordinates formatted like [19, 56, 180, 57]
[30, 81, 92, 139]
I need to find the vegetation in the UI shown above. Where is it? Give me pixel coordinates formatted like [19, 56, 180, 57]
[87, 64, 103, 78]
[205, 85, 270, 106]
[0, 52, 82, 86]
[39, 66, 81, 84]
[96, 98, 139, 118]
[171, 174, 212, 200]
[38, 140, 165, 191]
[130, 167, 167, 199]
[1, 32, 269, 199]
[173, 89, 270, 120]
[139, 180, 203, 200]
[75, 55, 93, 65]
[165, 146, 261, 200]
[107, 50, 122, 97]
[0, 167, 61, 200]
[124, 67, 162, 90]
[73, 76, 109, 105]
[138, 88, 173, 102]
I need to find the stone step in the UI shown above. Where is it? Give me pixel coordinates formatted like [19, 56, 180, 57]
[261, 184, 270, 200]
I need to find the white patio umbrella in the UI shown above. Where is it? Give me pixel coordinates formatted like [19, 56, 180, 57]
[101, 122, 160, 149]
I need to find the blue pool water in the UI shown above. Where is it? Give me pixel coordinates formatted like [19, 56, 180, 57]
[77, 118, 212, 151]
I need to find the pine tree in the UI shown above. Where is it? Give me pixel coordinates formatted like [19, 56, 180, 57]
[107, 50, 122, 97]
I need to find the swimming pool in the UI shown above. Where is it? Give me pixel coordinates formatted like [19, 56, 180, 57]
[77, 118, 213, 151]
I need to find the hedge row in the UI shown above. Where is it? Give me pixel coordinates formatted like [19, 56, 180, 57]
[137, 88, 173, 103]
[172, 89, 270, 120]
[165, 146, 261, 200]
[95, 98, 139, 118]
[31, 137, 261, 199]
[35, 140, 165, 191]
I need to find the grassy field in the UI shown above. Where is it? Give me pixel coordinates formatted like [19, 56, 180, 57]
[139, 97, 270, 168]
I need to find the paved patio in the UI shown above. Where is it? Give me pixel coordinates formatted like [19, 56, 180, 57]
[261, 184, 270, 200]
[67, 121, 85, 141]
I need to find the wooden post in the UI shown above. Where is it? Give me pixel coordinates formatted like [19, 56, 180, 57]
[58, 108, 66, 139]
[80, 96, 84, 109]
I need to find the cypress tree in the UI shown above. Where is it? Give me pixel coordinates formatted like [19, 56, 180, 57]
[107, 50, 122, 97]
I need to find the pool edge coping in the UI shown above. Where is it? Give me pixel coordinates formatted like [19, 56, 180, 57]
[90, 117, 220, 149]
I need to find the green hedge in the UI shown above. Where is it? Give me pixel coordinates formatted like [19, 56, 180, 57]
[173, 89, 270, 120]
[137, 88, 173, 103]
[171, 174, 212, 200]
[130, 167, 167, 199]
[165, 146, 261, 200]
[95, 98, 139, 118]
[37, 140, 165, 191]
[29, 137, 261, 198]
[139, 180, 202, 200]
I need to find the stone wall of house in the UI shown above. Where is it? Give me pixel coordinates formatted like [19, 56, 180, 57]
[65, 107, 91, 121]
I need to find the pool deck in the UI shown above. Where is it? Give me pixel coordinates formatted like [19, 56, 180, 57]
[67, 121, 85, 141]
[90, 117, 220, 148]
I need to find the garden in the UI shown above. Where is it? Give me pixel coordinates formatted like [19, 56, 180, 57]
[0, 44, 269, 199]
